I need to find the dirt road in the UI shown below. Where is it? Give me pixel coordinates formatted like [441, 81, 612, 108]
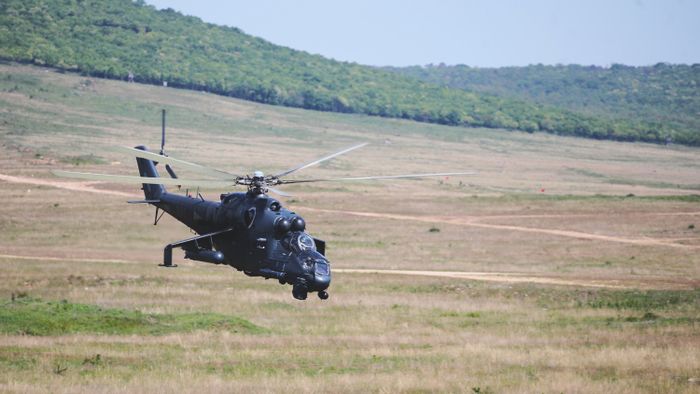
[1, 253, 694, 290]
[2, 173, 698, 290]
[0, 173, 139, 198]
[333, 269, 698, 290]
[300, 207, 700, 249]
[3, 172, 698, 250]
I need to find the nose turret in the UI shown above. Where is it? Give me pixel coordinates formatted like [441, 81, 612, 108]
[272, 212, 330, 300]
[290, 248, 331, 300]
[313, 258, 331, 299]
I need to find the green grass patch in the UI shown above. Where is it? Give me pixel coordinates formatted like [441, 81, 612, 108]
[534, 287, 700, 312]
[583, 289, 700, 310]
[466, 193, 700, 203]
[202, 352, 447, 377]
[0, 348, 38, 371]
[568, 168, 700, 191]
[439, 311, 482, 318]
[540, 312, 699, 330]
[637, 194, 700, 203]
[59, 154, 106, 166]
[0, 297, 266, 336]
[1, 71, 40, 89]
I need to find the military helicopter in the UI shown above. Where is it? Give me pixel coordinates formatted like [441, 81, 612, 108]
[54, 111, 473, 300]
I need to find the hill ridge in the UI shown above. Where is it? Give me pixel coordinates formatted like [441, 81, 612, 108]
[1, 0, 697, 145]
[385, 63, 700, 144]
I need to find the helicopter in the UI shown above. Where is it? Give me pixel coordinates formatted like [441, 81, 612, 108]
[54, 111, 473, 300]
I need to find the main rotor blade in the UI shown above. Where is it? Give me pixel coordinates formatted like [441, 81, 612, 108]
[52, 170, 235, 188]
[279, 171, 477, 184]
[273, 143, 368, 178]
[267, 187, 293, 197]
[116, 146, 239, 180]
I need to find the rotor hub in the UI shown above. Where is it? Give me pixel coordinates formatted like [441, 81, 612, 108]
[242, 172, 282, 195]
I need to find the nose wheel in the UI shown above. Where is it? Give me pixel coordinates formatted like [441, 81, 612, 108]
[318, 290, 329, 300]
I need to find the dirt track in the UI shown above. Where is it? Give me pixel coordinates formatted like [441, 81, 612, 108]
[2, 172, 699, 250]
[333, 269, 698, 290]
[0, 173, 139, 198]
[0, 253, 134, 264]
[2, 173, 698, 290]
[0, 253, 694, 290]
[300, 207, 700, 249]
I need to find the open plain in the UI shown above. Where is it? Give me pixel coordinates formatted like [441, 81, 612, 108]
[1, 64, 699, 393]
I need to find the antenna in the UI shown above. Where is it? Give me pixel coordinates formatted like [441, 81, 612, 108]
[160, 109, 166, 155]
[158, 108, 179, 182]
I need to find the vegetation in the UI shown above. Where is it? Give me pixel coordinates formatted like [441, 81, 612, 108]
[2, 0, 697, 145]
[387, 63, 700, 146]
[0, 296, 265, 335]
[583, 289, 700, 310]
[0, 64, 699, 392]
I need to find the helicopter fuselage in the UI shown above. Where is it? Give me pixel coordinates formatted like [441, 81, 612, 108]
[137, 151, 330, 300]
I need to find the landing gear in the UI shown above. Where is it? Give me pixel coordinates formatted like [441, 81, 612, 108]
[291, 277, 329, 301]
[292, 286, 307, 300]
[292, 278, 308, 300]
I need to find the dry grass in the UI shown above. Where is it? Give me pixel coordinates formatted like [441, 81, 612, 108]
[1, 63, 699, 392]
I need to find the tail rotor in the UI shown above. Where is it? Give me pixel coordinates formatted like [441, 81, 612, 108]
[159, 109, 179, 181]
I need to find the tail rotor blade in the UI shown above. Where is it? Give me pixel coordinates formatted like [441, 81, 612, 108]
[165, 164, 178, 179]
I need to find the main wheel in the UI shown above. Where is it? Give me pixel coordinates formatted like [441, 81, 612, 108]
[292, 283, 308, 300]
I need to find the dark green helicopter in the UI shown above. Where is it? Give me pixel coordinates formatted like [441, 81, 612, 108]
[54, 113, 472, 300]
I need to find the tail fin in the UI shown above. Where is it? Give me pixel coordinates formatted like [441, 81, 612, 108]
[135, 145, 166, 200]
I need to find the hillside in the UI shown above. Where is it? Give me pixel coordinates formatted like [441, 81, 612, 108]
[387, 63, 700, 144]
[1, 63, 700, 393]
[2, 0, 697, 146]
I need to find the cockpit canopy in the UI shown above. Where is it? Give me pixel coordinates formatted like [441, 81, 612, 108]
[284, 232, 316, 253]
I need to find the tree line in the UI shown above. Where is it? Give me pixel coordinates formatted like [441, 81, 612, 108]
[387, 63, 700, 146]
[1, 0, 697, 146]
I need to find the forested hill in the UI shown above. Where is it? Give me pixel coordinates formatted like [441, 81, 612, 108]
[1, 0, 698, 146]
[386, 64, 700, 145]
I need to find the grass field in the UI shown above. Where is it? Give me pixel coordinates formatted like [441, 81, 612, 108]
[1, 63, 699, 392]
